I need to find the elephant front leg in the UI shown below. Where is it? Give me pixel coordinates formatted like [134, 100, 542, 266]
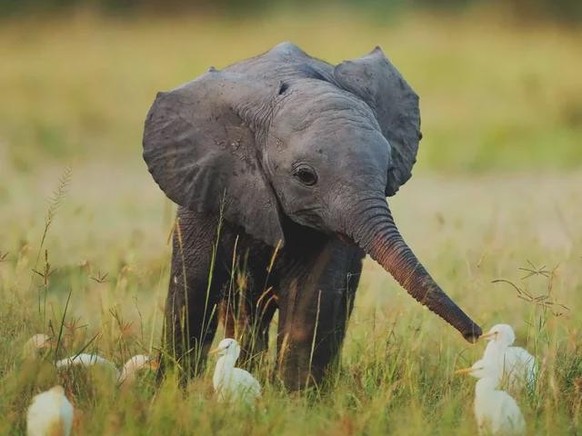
[276, 285, 352, 390]
[276, 243, 363, 390]
[161, 208, 227, 383]
[220, 281, 278, 369]
[163, 273, 220, 382]
[246, 287, 278, 366]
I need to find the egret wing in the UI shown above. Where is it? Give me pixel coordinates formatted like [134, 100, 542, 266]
[233, 368, 261, 398]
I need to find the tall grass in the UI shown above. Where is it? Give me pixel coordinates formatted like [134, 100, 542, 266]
[0, 167, 580, 434]
[0, 9, 580, 435]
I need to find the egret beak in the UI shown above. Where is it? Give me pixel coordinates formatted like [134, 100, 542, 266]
[480, 331, 497, 341]
[209, 347, 220, 355]
[454, 367, 474, 375]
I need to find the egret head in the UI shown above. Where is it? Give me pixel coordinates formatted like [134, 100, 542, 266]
[123, 354, 158, 371]
[213, 338, 241, 360]
[49, 385, 66, 396]
[481, 324, 515, 347]
[118, 354, 159, 384]
[455, 359, 498, 380]
[22, 334, 52, 359]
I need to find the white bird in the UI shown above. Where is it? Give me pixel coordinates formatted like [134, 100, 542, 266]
[211, 338, 261, 404]
[26, 385, 74, 436]
[22, 334, 52, 359]
[56, 353, 158, 385]
[457, 359, 526, 435]
[118, 354, 159, 385]
[481, 324, 537, 390]
[56, 353, 120, 380]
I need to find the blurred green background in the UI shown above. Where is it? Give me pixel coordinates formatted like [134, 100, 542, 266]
[0, 2, 581, 259]
[2, 0, 582, 22]
[0, 1, 580, 177]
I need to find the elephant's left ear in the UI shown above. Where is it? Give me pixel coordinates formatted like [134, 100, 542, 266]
[143, 71, 285, 247]
[333, 47, 421, 196]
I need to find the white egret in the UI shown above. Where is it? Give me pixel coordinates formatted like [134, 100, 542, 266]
[56, 353, 158, 385]
[23, 334, 52, 359]
[457, 359, 526, 435]
[56, 353, 120, 380]
[481, 324, 537, 390]
[211, 338, 261, 404]
[26, 385, 74, 436]
[118, 354, 159, 385]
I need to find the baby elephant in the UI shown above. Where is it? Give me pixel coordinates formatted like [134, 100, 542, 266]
[143, 42, 482, 390]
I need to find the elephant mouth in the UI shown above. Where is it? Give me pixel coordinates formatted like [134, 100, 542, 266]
[336, 232, 356, 245]
[290, 207, 327, 230]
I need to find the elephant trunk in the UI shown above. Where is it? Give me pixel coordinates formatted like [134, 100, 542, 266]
[348, 198, 482, 342]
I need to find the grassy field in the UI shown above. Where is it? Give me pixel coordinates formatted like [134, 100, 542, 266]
[0, 9, 581, 435]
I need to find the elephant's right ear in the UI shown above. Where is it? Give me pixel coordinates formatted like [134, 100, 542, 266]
[143, 71, 285, 247]
[333, 47, 421, 197]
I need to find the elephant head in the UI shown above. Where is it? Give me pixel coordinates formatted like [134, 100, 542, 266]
[143, 42, 482, 342]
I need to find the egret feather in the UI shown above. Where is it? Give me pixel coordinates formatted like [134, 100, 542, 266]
[26, 385, 74, 436]
[457, 358, 526, 435]
[481, 324, 537, 390]
[211, 338, 261, 404]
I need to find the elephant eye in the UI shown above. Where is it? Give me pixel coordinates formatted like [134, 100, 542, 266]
[292, 164, 318, 186]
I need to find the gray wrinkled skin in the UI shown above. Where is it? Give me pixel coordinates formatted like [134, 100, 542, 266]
[143, 42, 482, 390]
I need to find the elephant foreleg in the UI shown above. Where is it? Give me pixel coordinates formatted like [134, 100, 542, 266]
[246, 287, 278, 366]
[276, 241, 363, 390]
[162, 208, 228, 383]
[219, 262, 278, 369]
